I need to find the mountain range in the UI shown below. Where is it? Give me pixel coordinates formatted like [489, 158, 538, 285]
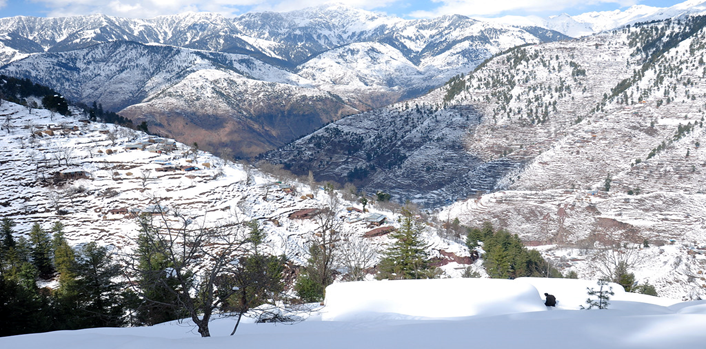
[490, 0, 706, 37]
[0, 4, 566, 157]
[4, 1, 706, 300]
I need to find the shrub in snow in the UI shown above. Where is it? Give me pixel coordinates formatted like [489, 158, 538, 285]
[581, 279, 614, 310]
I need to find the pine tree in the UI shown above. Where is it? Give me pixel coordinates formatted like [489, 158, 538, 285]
[1, 217, 16, 251]
[228, 220, 286, 335]
[468, 223, 560, 278]
[485, 244, 511, 278]
[29, 223, 54, 277]
[132, 231, 184, 326]
[377, 208, 436, 280]
[51, 222, 76, 297]
[66, 242, 125, 327]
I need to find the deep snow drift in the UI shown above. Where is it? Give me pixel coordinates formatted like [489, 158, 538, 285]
[2, 278, 705, 349]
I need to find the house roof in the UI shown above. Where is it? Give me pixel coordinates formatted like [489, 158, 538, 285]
[364, 213, 387, 222]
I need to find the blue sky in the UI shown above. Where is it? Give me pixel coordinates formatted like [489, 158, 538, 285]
[0, 0, 687, 19]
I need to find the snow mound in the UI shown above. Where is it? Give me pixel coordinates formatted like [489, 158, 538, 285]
[517, 277, 682, 310]
[322, 278, 546, 321]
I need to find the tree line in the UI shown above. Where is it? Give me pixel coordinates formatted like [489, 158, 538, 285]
[2, 204, 656, 338]
[0, 218, 124, 336]
[0, 213, 287, 338]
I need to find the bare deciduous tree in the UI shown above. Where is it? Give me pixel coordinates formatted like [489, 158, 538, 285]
[2, 112, 11, 134]
[239, 160, 254, 186]
[308, 170, 316, 193]
[140, 170, 152, 189]
[61, 147, 74, 166]
[340, 232, 377, 281]
[304, 185, 344, 288]
[107, 129, 117, 146]
[51, 151, 64, 167]
[219, 147, 233, 166]
[591, 245, 644, 283]
[128, 204, 249, 337]
[46, 190, 61, 213]
[29, 151, 48, 181]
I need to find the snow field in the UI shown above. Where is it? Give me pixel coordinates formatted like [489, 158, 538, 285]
[2, 278, 706, 348]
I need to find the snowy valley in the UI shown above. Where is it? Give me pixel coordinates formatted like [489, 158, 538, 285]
[3, 0, 706, 345]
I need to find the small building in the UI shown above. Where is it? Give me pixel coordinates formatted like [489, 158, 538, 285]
[364, 213, 387, 226]
[145, 145, 163, 153]
[346, 207, 363, 213]
[108, 208, 128, 215]
[289, 208, 320, 220]
[279, 184, 293, 193]
[155, 166, 177, 172]
[141, 205, 169, 215]
[363, 226, 396, 238]
[60, 169, 89, 179]
[125, 143, 144, 151]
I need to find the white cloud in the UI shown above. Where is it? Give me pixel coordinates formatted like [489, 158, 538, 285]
[27, 0, 402, 18]
[31, 0, 262, 18]
[408, 0, 640, 18]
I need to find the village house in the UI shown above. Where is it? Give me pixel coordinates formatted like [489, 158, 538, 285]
[108, 208, 128, 215]
[364, 213, 387, 226]
[141, 205, 169, 215]
[289, 208, 320, 219]
[124, 143, 144, 151]
[363, 226, 396, 238]
[59, 169, 90, 179]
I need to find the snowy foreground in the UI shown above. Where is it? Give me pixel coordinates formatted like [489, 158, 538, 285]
[3, 278, 706, 348]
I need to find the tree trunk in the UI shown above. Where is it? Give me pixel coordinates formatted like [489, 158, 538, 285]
[194, 313, 211, 337]
[230, 291, 247, 336]
[230, 312, 244, 336]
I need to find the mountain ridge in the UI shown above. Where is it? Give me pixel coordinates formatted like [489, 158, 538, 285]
[0, 4, 566, 158]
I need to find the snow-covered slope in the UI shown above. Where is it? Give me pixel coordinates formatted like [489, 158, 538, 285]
[1, 278, 705, 348]
[0, 99, 469, 283]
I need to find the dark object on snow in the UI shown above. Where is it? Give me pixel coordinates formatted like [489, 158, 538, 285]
[544, 293, 556, 307]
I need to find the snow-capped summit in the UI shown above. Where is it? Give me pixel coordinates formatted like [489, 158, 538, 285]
[0, 5, 566, 159]
[489, 0, 706, 37]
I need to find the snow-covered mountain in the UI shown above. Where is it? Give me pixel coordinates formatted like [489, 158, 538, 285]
[264, 16, 706, 299]
[1, 91, 705, 300]
[491, 0, 706, 37]
[0, 4, 567, 157]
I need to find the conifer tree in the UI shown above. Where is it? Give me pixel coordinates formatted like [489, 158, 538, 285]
[467, 223, 561, 279]
[377, 208, 437, 280]
[1, 217, 16, 251]
[228, 220, 285, 335]
[51, 222, 76, 297]
[131, 230, 185, 326]
[66, 242, 125, 327]
[29, 223, 54, 277]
